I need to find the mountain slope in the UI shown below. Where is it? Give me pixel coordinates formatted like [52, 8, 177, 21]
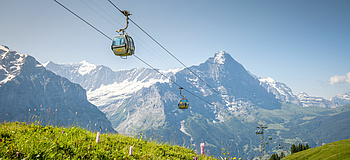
[284, 138, 350, 160]
[0, 122, 215, 160]
[259, 77, 298, 104]
[45, 51, 283, 158]
[44, 51, 350, 159]
[0, 45, 114, 132]
[187, 51, 281, 110]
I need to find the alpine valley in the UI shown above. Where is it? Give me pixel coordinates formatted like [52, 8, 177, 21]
[2, 45, 350, 159]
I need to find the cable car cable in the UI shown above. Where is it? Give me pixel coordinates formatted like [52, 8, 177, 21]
[107, 0, 231, 105]
[54, 0, 213, 107]
[54, 0, 110, 41]
[79, 0, 119, 28]
[54, 0, 260, 126]
[82, 0, 178, 68]
[106, 0, 263, 124]
[133, 55, 213, 106]
[86, 0, 124, 27]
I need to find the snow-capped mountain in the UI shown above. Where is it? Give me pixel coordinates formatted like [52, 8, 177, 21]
[258, 77, 298, 104]
[332, 92, 350, 107]
[45, 60, 182, 116]
[259, 76, 350, 108]
[46, 50, 282, 158]
[0, 45, 115, 132]
[44, 60, 181, 92]
[296, 92, 332, 108]
[11, 47, 348, 158]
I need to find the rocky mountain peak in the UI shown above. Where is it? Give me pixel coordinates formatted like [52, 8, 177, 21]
[205, 51, 239, 66]
[213, 51, 230, 64]
[0, 46, 31, 86]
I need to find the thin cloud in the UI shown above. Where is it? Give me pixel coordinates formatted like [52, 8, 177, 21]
[329, 72, 350, 85]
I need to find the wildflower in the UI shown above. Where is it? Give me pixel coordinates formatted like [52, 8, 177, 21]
[96, 132, 100, 143]
[195, 156, 197, 160]
[200, 143, 205, 155]
[16, 152, 19, 157]
[129, 146, 133, 156]
[62, 130, 65, 134]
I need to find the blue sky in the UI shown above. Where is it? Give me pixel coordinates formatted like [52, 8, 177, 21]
[1, 0, 350, 99]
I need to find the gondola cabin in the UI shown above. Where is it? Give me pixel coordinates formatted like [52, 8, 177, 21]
[255, 130, 263, 134]
[111, 34, 135, 58]
[178, 98, 189, 109]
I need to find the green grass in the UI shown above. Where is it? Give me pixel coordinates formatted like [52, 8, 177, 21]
[284, 138, 350, 160]
[0, 122, 216, 159]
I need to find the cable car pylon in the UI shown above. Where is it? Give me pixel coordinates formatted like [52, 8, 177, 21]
[256, 124, 268, 159]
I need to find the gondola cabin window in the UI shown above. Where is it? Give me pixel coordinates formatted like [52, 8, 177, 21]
[112, 36, 125, 46]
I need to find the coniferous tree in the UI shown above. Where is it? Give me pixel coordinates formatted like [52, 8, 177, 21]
[280, 152, 285, 158]
[306, 143, 310, 149]
[298, 143, 302, 152]
[291, 144, 296, 154]
[302, 144, 306, 151]
[291, 143, 311, 154]
[269, 153, 280, 160]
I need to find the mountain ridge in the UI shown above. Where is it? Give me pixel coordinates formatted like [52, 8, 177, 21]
[0, 45, 115, 133]
[19, 47, 350, 158]
[258, 77, 350, 108]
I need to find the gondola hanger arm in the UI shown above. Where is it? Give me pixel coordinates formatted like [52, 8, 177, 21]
[117, 10, 132, 34]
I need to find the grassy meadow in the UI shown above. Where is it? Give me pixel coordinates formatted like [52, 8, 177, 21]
[0, 122, 217, 159]
[283, 138, 350, 160]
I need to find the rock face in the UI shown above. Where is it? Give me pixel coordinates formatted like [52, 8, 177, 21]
[46, 51, 282, 129]
[259, 77, 298, 104]
[186, 51, 281, 110]
[0, 45, 114, 132]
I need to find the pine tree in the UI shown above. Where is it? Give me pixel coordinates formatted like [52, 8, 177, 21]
[302, 144, 306, 151]
[269, 153, 280, 160]
[298, 143, 302, 152]
[291, 144, 296, 154]
[306, 143, 310, 149]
